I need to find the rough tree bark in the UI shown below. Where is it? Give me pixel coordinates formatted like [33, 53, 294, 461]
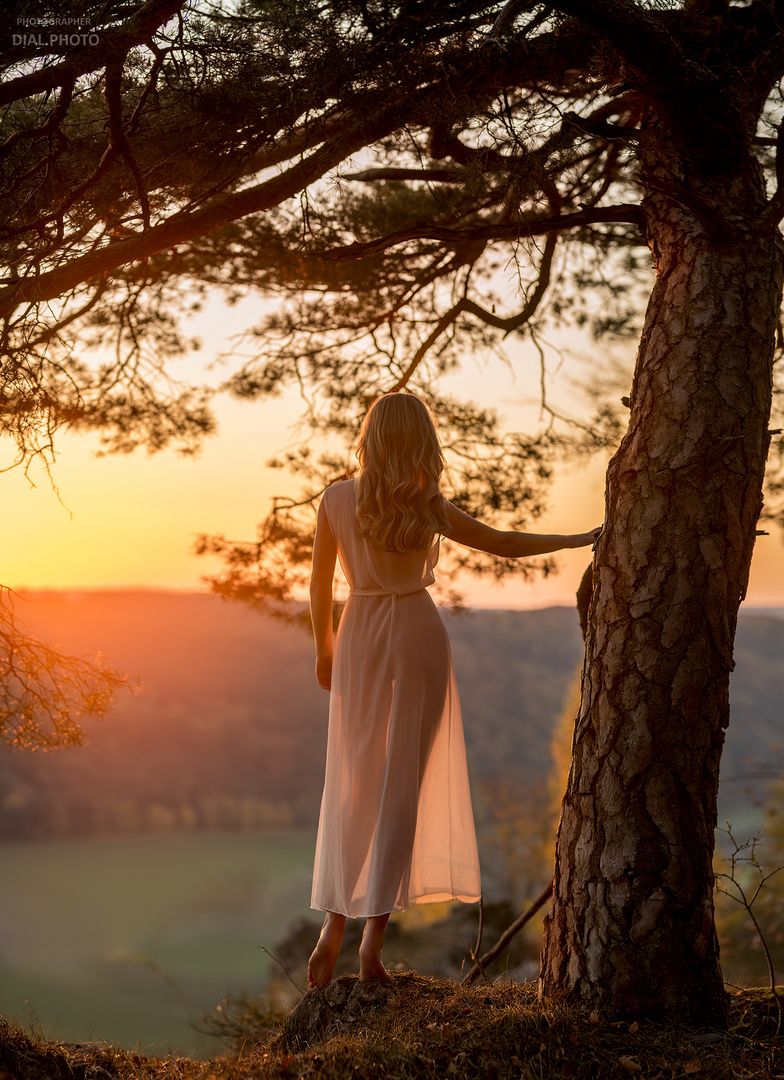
[540, 140, 784, 1023]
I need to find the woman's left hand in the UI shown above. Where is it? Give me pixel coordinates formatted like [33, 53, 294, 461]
[316, 652, 333, 692]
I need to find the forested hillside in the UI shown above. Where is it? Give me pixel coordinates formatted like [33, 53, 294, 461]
[1, 592, 781, 841]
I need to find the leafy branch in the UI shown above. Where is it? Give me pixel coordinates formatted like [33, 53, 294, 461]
[0, 587, 136, 750]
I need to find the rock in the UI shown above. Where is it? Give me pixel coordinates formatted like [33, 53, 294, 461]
[284, 975, 394, 1047]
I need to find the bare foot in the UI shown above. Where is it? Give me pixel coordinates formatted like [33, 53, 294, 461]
[359, 941, 390, 982]
[359, 913, 391, 982]
[307, 913, 346, 989]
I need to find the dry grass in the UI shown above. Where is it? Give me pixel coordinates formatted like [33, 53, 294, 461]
[2, 981, 783, 1080]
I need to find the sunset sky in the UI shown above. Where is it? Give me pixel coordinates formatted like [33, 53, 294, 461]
[5, 292, 784, 610]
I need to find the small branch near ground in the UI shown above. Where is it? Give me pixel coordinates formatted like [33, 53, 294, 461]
[259, 946, 305, 996]
[462, 881, 553, 984]
[468, 894, 487, 982]
[716, 823, 784, 1037]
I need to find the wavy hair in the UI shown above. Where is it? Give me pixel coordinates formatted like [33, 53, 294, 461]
[355, 393, 451, 552]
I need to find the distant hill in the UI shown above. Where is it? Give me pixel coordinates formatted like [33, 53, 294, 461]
[1, 592, 781, 839]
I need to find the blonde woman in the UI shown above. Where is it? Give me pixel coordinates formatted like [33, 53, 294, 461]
[307, 392, 599, 988]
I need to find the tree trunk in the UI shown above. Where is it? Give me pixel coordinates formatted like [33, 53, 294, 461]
[539, 165, 784, 1024]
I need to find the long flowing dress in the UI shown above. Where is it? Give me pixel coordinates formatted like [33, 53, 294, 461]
[311, 478, 481, 918]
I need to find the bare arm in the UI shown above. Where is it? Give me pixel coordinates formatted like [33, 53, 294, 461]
[444, 501, 601, 557]
[309, 499, 339, 691]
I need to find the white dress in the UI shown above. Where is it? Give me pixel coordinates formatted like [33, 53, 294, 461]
[311, 479, 481, 918]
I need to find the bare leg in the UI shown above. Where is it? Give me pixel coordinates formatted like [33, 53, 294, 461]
[359, 913, 391, 981]
[308, 911, 347, 989]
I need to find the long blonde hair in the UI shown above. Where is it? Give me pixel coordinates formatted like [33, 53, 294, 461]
[355, 393, 451, 552]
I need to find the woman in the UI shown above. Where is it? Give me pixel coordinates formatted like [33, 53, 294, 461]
[307, 392, 599, 988]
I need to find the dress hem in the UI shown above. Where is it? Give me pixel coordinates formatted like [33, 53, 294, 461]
[310, 892, 481, 919]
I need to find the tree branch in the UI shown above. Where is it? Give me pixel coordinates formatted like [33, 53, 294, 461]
[0, 586, 134, 750]
[461, 881, 553, 984]
[497, 0, 744, 172]
[344, 167, 465, 183]
[564, 110, 641, 143]
[0, 76, 76, 160]
[317, 204, 645, 263]
[0, 27, 601, 318]
[0, 104, 420, 319]
[0, 0, 186, 108]
[105, 60, 151, 229]
[391, 229, 558, 392]
[489, 0, 536, 41]
[759, 119, 784, 226]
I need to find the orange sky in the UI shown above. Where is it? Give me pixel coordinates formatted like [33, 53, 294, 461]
[4, 295, 784, 610]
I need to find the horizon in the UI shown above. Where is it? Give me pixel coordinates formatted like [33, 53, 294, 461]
[5, 296, 784, 610]
[15, 583, 784, 604]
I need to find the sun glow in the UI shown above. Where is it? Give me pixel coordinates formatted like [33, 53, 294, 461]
[3, 298, 784, 611]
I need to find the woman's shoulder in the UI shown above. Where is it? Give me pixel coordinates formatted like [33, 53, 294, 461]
[323, 477, 355, 502]
[321, 477, 356, 520]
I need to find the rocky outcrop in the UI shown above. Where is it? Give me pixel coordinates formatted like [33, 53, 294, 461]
[284, 976, 395, 1047]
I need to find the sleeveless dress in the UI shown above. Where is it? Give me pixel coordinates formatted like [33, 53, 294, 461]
[311, 478, 481, 918]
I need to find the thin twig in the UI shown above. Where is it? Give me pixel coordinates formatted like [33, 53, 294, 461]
[462, 881, 553, 984]
[716, 824, 784, 1037]
[469, 894, 488, 983]
[259, 946, 306, 996]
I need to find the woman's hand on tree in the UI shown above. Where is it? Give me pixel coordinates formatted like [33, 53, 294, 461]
[571, 526, 603, 549]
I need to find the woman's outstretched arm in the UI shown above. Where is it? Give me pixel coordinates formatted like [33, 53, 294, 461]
[310, 500, 339, 691]
[444, 501, 601, 557]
